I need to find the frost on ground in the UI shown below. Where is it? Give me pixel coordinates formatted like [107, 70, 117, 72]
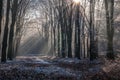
[0, 56, 120, 80]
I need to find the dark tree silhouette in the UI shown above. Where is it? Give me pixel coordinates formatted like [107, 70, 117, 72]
[105, 0, 115, 60]
[0, 0, 3, 35]
[1, 0, 11, 62]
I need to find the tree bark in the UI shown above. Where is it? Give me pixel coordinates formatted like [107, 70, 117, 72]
[104, 0, 115, 60]
[89, 0, 97, 61]
[0, 0, 3, 35]
[7, 0, 18, 60]
[1, 0, 10, 62]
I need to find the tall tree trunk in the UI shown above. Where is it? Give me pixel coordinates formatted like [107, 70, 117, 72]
[67, 4, 73, 58]
[1, 0, 10, 62]
[0, 0, 3, 35]
[61, 0, 66, 58]
[75, 4, 81, 59]
[89, 0, 97, 60]
[57, 24, 60, 57]
[61, 27, 66, 58]
[7, 0, 18, 60]
[7, 19, 16, 60]
[105, 0, 115, 60]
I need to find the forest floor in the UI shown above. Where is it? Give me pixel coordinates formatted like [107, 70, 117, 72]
[0, 56, 120, 80]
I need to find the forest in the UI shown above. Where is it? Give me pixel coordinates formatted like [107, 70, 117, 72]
[0, 0, 120, 80]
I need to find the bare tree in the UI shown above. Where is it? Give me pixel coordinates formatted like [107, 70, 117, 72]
[104, 0, 115, 59]
[1, 0, 11, 62]
[0, 0, 3, 36]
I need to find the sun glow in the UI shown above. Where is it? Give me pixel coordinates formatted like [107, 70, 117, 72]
[73, 0, 80, 3]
